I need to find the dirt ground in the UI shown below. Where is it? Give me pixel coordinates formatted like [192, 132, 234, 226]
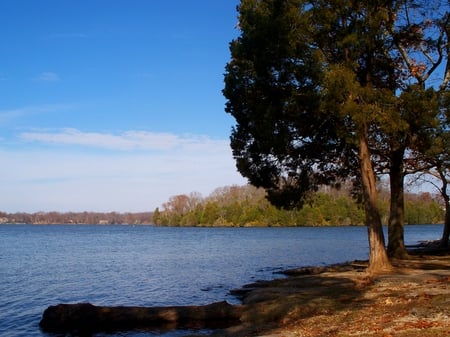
[209, 248, 450, 337]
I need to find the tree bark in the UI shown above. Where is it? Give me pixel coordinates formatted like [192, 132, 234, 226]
[441, 201, 450, 247]
[387, 147, 409, 258]
[359, 134, 392, 274]
[441, 195, 450, 248]
[437, 169, 450, 247]
[40, 301, 243, 334]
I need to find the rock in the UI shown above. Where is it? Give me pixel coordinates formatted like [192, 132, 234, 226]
[39, 301, 243, 334]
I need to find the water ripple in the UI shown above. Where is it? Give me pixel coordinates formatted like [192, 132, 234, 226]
[0, 224, 441, 336]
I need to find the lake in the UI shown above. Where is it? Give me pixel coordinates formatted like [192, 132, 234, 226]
[0, 224, 443, 336]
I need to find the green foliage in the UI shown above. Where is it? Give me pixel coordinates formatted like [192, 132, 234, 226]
[405, 193, 445, 225]
[224, 0, 353, 209]
[223, 0, 449, 203]
[224, 1, 450, 264]
[153, 185, 443, 227]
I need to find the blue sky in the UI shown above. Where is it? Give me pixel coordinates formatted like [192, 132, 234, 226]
[0, 0, 247, 212]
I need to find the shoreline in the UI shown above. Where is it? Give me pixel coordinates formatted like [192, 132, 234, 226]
[211, 246, 450, 337]
[39, 244, 450, 336]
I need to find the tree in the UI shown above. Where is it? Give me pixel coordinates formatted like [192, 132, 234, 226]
[379, 86, 440, 258]
[435, 167, 450, 247]
[224, 0, 352, 210]
[381, 1, 450, 258]
[225, 0, 450, 270]
[431, 102, 450, 247]
[416, 132, 450, 247]
[224, 0, 400, 273]
[152, 207, 161, 225]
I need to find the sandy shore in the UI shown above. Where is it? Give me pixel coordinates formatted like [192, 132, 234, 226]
[205, 248, 450, 337]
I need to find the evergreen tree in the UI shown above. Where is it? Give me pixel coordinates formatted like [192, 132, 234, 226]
[224, 0, 395, 272]
[224, 0, 450, 271]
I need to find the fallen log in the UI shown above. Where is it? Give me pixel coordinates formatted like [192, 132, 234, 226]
[39, 301, 243, 334]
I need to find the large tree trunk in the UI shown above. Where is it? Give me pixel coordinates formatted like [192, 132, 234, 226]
[442, 214, 450, 244]
[438, 170, 450, 247]
[359, 135, 392, 274]
[441, 202, 450, 247]
[387, 148, 409, 258]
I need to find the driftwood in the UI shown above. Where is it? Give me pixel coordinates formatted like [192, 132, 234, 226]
[39, 301, 243, 334]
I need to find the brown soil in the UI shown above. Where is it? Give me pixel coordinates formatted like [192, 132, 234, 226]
[206, 249, 450, 337]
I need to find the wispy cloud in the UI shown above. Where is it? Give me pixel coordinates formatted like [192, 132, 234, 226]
[0, 108, 27, 124]
[20, 128, 227, 152]
[0, 104, 69, 125]
[35, 72, 60, 82]
[0, 129, 245, 212]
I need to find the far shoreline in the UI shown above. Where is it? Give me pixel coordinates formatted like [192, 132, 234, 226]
[0, 221, 443, 227]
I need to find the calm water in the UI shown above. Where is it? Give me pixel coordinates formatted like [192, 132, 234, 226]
[0, 224, 442, 337]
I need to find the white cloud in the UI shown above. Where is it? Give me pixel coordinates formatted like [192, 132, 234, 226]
[20, 128, 227, 152]
[35, 72, 60, 82]
[0, 129, 246, 212]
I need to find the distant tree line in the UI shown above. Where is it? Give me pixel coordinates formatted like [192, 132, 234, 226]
[0, 211, 152, 225]
[152, 185, 444, 227]
[1, 184, 442, 227]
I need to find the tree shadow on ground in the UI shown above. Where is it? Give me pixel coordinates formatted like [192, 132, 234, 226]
[209, 252, 450, 337]
[211, 264, 375, 337]
[394, 260, 450, 271]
